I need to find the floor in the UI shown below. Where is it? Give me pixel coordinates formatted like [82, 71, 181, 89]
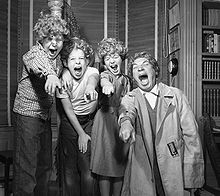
[0, 182, 218, 196]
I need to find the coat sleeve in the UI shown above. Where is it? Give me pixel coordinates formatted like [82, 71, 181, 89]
[118, 92, 137, 126]
[177, 91, 204, 188]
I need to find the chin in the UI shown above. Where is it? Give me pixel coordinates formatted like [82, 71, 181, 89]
[114, 71, 120, 76]
[74, 75, 82, 80]
[49, 54, 58, 59]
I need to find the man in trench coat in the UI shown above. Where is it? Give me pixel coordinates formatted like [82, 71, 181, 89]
[119, 51, 204, 196]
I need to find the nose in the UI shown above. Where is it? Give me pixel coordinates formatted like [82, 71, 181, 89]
[75, 58, 80, 64]
[51, 39, 57, 46]
[110, 57, 115, 63]
[138, 65, 144, 71]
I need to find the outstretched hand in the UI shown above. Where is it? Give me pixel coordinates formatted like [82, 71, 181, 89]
[61, 69, 73, 91]
[102, 83, 114, 96]
[84, 85, 98, 103]
[45, 75, 61, 96]
[119, 120, 135, 144]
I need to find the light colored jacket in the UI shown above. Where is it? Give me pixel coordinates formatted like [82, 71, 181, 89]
[119, 82, 204, 196]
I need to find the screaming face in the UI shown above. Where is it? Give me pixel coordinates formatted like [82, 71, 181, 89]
[104, 53, 122, 76]
[67, 48, 88, 80]
[132, 57, 157, 92]
[42, 35, 64, 59]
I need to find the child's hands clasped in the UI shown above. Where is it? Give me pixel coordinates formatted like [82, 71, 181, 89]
[45, 75, 61, 96]
[78, 132, 91, 153]
[84, 84, 98, 103]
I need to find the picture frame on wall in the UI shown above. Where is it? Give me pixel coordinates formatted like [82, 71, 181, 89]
[168, 26, 180, 55]
[169, 1, 180, 29]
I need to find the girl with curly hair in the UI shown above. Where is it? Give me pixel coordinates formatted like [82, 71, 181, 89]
[90, 38, 132, 196]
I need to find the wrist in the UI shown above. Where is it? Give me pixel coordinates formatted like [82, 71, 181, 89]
[46, 74, 57, 80]
[78, 130, 85, 137]
[120, 116, 132, 126]
[86, 84, 95, 90]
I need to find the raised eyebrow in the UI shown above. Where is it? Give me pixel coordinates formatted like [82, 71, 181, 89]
[142, 60, 149, 64]
[133, 63, 138, 67]
[69, 56, 85, 59]
[133, 60, 149, 66]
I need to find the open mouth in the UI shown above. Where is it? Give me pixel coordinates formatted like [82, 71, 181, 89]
[74, 66, 82, 73]
[110, 64, 118, 71]
[139, 74, 148, 81]
[49, 49, 57, 56]
[139, 74, 149, 85]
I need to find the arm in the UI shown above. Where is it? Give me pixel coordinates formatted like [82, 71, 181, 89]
[45, 75, 62, 96]
[100, 72, 114, 96]
[23, 45, 62, 96]
[61, 68, 73, 91]
[84, 73, 99, 102]
[178, 92, 204, 189]
[61, 98, 91, 153]
[118, 93, 137, 143]
[23, 45, 57, 78]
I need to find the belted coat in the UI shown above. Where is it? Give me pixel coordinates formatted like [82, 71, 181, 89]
[119, 82, 204, 196]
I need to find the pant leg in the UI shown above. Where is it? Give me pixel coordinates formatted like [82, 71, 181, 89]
[58, 117, 80, 196]
[13, 114, 52, 196]
[78, 117, 99, 196]
[58, 114, 99, 196]
[78, 141, 98, 196]
[34, 119, 52, 196]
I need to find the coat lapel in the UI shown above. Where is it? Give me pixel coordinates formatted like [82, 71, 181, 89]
[134, 89, 154, 164]
[156, 83, 174, 134]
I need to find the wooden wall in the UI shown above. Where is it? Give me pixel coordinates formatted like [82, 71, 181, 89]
[0, 0, 8, 125]
[0, 0, 18, 126]
[0, 0, 18, 151]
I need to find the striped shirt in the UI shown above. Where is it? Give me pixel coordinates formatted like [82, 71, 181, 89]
[13, 42, 63, 120]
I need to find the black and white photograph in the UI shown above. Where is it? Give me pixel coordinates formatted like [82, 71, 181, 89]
[0, 0, 219, 196]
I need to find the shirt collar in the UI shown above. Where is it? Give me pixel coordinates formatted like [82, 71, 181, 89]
[139, 83, 159, 96]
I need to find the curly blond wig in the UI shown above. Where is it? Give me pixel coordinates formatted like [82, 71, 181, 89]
[34, 10, 69, 42]
[97, 38, 128, 62]
[60, 37, 94, 63]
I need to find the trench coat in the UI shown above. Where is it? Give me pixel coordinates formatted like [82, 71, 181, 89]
[119, 82, 204, 196]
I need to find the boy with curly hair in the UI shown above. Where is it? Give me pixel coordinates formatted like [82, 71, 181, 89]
[13, 10, 69, 196]
[90, 38, 132, 196]
[56, 37, 99, 196]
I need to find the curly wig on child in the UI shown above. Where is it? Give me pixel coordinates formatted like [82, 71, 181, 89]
[34, 10, 69, 42]
[97, 38, 128, 62]
[60, 36, 94, 63]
